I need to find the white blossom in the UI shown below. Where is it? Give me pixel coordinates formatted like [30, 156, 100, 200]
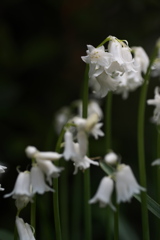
[77, 100, 103, 120]
[4, 171, 32, 210]
[0, 184, 4, 191]
[36, 159, 64, 185]
[16, 216, 35, 240]
[132, 46, 149, 74]
[89, 176, 115, 210]
[151, 159, 160, 166]
[30, 166, 54, 194]
[147, 87, 160, 124]
[81, 45, 113, 68]
[25, 146, 62, 161]
[115, 164, 144, 203]
[108, 36, 136, 73]
[63, 131, 77, 160]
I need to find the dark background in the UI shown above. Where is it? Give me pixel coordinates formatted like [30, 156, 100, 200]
[0, 0, 160, 239]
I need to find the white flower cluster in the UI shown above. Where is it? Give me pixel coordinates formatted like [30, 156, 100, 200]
[0, 164, 7, 191]
[147, 87, 160, 125]
[89, 152, 144, 209]
[54, 99, 103, 134]
[63, 113, 104, 174]
[4, 146, 63, 210]
[82, 36, 149, 99]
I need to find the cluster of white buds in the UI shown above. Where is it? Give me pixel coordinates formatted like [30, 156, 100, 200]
[4, 146, 63, 210]
[0, 164, 7, 191]
[82, 36, 149, 99]
[89, 152, 144, 209]
[63, 113, 104, 174]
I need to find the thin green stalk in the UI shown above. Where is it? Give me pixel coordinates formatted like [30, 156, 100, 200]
[137, 45, 158, 240]
[105, 92, 113, 151]
[82, 64, 92, 240]
[71, 172, 82, 240]
[60, 160, 69, 240]
[156, 125, 160, 204]
[114, 203, 119, 240]
[156, 125, 160, 237]
[53, 127, 66, 240]
[31, 195, 36, 234]
[105, 92, 113, 240]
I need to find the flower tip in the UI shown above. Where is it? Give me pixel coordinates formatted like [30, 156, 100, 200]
[25, 146, 38, 158]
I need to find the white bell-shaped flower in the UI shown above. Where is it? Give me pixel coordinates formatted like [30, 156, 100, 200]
[89, 176, 115, 210]
[108, 36, 136, 73]
[63, 131, 77, 160]
[30, 166, 54, 194]
[36, 159, 64, 185]
[72, 143, 99, 174]
[16, 216, 35, 240]
[25, 146, 62, 161]
[4, 171, 32, 210]
[81, 45, 113, 68]
[115, 164, 144, 203]
[147, 87, 160, 124]
[90, 71, 119, 98]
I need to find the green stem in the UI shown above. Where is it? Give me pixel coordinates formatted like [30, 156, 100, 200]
[53, 127, 66, 240]
[105, 92, 113, 151]
[114, 203, 119, 240]
[31, 195, 36, 232]
[137, 45, 158, 240]
[82, 64, 92, 240]
[156, 125, 160, 204]
[104, 92, 113, 240]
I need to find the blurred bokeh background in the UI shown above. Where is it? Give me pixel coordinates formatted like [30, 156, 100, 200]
[0, 0, 160, 239]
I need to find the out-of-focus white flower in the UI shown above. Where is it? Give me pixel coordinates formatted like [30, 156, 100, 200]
[54, 106, 72, 134]
[0, 165, 7, 173]
[151, 39, 160, 77]
[0, 184, 4, 191]
[115, 164, 144, 203]
[25, 146, 62, 161]
[30, 166, 54, 194]
[77, 100, 103, 120]
[147, 87, 160, 125]
[4, 171, 32, 210]
[104, 152, 118, 165]
[151, 159, 160, 166]
[36, 159, 64, 185]
[16, 216, 35, 240]
[89, 176, 115, 209]
[132, 46, 149, 74]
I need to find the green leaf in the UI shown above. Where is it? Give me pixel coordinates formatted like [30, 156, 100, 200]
[134, 194, 160, 219]
[100, 160, 160, 219]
